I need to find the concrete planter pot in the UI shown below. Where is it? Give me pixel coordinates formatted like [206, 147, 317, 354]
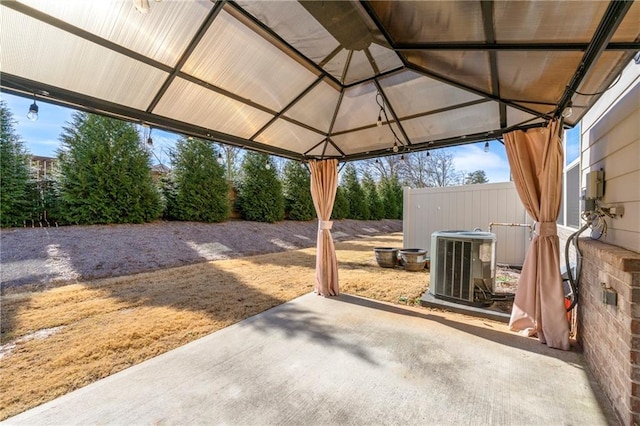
[399, 249, 428, 271]
[374, 247, 399, 268]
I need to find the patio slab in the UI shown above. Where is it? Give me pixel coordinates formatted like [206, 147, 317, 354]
[4, 293, 616, 425]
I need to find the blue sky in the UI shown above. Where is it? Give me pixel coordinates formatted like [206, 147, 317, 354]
[2, 91, 515, 183]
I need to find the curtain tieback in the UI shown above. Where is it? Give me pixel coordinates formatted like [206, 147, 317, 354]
[318, 220, 333, 231]
[535, 221, 557, 237]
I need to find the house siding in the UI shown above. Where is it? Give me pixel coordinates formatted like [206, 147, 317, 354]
[577, 61, 640, 425]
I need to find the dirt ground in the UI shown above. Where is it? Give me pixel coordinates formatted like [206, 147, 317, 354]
[0, 227, 431, 420]
[0, 220, 519, 420]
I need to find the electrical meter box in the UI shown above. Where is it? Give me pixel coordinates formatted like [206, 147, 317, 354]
[585, 170, 604, 200]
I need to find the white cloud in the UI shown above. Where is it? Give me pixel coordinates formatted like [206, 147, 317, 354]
[450, 143, 511, 183]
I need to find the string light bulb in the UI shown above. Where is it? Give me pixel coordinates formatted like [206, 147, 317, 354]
[217, 153, 223, 164]
[392, 141, 398, 153]
[562, 101, 573, 118]
[426, 151, 430, 157]
[27, 96, 39, 121]
[376, 113, 382, 127]
[484, 141, 490, 152]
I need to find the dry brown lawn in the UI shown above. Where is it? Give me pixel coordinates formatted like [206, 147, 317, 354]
[0, 232, 428, 420]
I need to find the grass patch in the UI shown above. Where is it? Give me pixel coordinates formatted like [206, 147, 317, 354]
[0, 232, 427, 420]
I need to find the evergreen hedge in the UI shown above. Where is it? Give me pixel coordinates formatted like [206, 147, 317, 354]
[342, 164, 369, 220]
[282, 160, 316, 221]
[236, 152, 284, 223]
[58, 113, 161, 224]
[164, 137, 229, 222]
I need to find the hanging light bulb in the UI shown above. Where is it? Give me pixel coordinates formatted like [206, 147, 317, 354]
[426, 151, 430, 157]
[392, 141, 398, 153]
[375, 158, 379, 164]
[484, 141, 490, 152]
[376, 113, 382, 127]
[400, 154, 405, 161]
[562, 101, 573, 118]
[133, 0, 150, 13]
[217, 153, 223, 164]
[265, 162, 271, 170]
[27, 96, 39, 121]
[147, 137, 153, 146]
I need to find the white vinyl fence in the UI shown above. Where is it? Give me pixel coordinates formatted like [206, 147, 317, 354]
[403, 182, 530, 267]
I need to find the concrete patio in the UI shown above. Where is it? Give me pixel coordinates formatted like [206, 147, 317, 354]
[4, 293, 616, 425]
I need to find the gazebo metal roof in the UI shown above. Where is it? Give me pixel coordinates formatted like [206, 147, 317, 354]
[1, 0, 638, 161]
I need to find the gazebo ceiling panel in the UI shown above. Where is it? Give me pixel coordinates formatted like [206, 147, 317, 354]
[368, 1, 485, 43]
[506, 106, 546, 129]
[0, 6, 167, 110]
[332, 126, 403, 156]
[379, 70, 483, 118]
[368, 44, 404, 75]
[343, 50, 376, 85]
[332, 83, 380, 132]
[401, 103, 500, 143]
[403, 50, 492, 95]
[497, 51, 584, 104]
[153, 78, 273, 140]
[255, 119, 324, 153]
[306, 141, 341, 158]
[235, 1, 339, 65]
[15, 0, 212, 67]
[494, 1, 608, 42]
[1, 0, 638, 162]
[182, 10, 319, 112]
[612, 1, 640, 42]
[284, 80, 341, 134]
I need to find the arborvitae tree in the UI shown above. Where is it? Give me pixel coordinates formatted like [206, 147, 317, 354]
[165, 137, 229, 222]
[362, 172, 384, 220]
[58, 112, 161, 224]
[282, 160, 316, 221]
[465, 170, 489, 184]
[0, 101, 31, 227]
[236, 152, 284, 223]
[342, 164, 369, 220]
[332, 185, 349, 220]
[380, 175, 403, 219]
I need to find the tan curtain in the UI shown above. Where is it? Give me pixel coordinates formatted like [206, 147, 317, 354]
[504, 119, 570, 350]
[309, 159, 339, 296]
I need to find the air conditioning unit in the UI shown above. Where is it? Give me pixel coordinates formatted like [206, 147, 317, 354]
[430, 230, 498, 307]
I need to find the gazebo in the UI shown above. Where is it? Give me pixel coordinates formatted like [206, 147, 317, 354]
[1, 0, 638, 354]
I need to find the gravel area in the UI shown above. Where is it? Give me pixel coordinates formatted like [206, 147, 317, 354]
[0, 219, 402, 293]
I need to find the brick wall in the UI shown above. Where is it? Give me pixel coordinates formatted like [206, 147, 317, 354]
[578, 239, 640, 425]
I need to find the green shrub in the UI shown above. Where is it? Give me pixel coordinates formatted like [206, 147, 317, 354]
[0, 101, 31, 227]
[58, 113, 162, 224]
[282, 160, 316, 221]
[342, 164, 369, 220]
[362, 172, 384, 220]
[331, 186, 349, 220]
[164, 137, 229, 222]
[380, 175, 403, 219]
[236, 152, 284, 223]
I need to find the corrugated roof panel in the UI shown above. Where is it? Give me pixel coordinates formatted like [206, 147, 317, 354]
[306, 141, 341, 158]
[332, 126, 400, 155]
[236, 0, 339, 64]
[401, 103, 499, 143]
[323, 49, 350, 83]
[369, 1, 485, 43]
[153, 78, 273, 139]
[255, 119, 324, 153]
[506, 106, 546, 128]
[498, 51, 583, 104]
[404, 50, 492, 95]
[611, 1, 640, 42]
[284, 80, 341, 133]
[16, 0, 212, 67]
[332, 83, 381, 132]
[380, 70, 483, 118]
[0, 7, 167, 110]
[494, 1, 608, 42]
[343, 50, 375, 85]
[182, 10, 318, 112]
[368, 44, 404, 74]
